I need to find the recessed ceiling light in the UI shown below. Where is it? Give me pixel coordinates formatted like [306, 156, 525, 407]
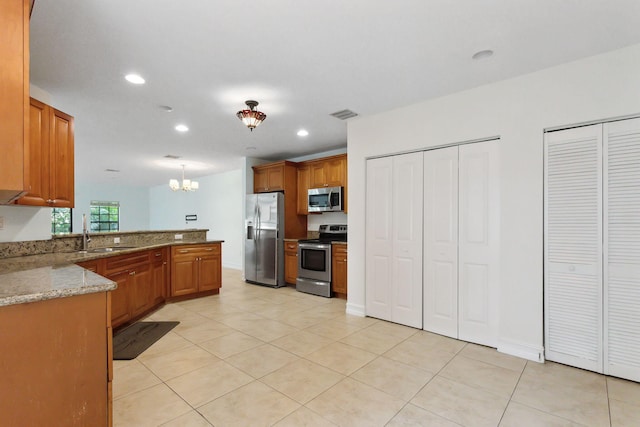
[297, 129, 309, 137]
[125, 73, 145, 84]
[472, 50, 494, 60]
[175, 124, 189, 132]
[160, 105, 173, 113]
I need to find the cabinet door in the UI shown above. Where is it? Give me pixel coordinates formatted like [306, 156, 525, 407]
[297, 166, 310, 214]
[254, 168, 269, 192]
[325, 156, 346, 187]
[309, 161, 327, 188]
[171, 257, 198, 296]
[108, 270, 130, 328]
[0, 0, 29, 203]
[199, 254, 221, 291]
[332, 245, 348, 295]
[18, 98, 50, 206]
[151, 250, 168, 305]
[131, 264, 153, 317]
[49, 108, 74, 207]
[284, 242, 299, 284]
[266, 166, 284, 190]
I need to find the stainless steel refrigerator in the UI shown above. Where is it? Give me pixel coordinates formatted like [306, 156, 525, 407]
[244, 192, 285, 288]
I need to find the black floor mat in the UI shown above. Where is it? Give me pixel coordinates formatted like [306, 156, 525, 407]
[113, 321, 179, 360]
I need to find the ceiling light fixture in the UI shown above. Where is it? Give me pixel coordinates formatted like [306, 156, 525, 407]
[297, 129, 309, 137]
[175, 124, 189, 132]
[169, 165, 199, 192]
[125, 73, 145, 84]
[237, 100, 267, 131]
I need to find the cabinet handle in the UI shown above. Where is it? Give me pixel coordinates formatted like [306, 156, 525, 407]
[205, 248, 213, 251]
[129, 271, 135, 276]
[163, 262, 167, 265]
[46, 199, 53, 203]
[178, 250, 189, 253]
[155, 253, 162, 257]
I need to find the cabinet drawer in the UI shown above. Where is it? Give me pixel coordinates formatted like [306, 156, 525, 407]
[104, 251, 151, 273]
[172, 244, 220, 257]
[332, 245, 348, 256]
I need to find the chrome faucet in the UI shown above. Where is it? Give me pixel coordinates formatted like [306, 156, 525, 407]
[82, 213, 91, 251]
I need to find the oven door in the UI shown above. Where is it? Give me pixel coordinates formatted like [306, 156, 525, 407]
[297, 242, 332, 282]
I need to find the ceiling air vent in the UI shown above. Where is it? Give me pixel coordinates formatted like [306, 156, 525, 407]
[104, 169, 120, 173]
[330, 109, 358, 120]
[164, 154, 181, 159]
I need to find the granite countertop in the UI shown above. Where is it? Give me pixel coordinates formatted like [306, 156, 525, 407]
[0, 240, 224, 307]
[0, 264, 116, 307]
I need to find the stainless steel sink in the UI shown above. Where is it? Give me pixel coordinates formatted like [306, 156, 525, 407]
[79, 246, 137, 253]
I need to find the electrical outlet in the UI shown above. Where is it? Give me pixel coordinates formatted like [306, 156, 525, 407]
[0, 216, 4, 230]
[175, 234, 183, 240]
[114, 237, 120, 244]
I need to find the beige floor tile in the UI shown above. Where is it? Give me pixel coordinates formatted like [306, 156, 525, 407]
[136, 331, 194, 360]
[140, 344, 220, 381]
[113, 383, 192, 427]
[113, 359, 161, 400]
[411, 376, 509, 427]
[172, 319, 234, 343]
[306, 341, 377, 375]
[351, 356, 434, 401]
[408, 331, 467, 353]
[499, 401, 584, 427]
[198, 331, 264, 359]
[306, 377, 405, 427]
[226, 343, 300, 378]
[460, 343, 527, 373]
[512, 368, 609, 426]
[339, 323, 412, 354]
[166, 360, 254, 407]
[198, 381, 300, 426]
[236, 318, 301, 342]
[217, 311, 265, 329]
[384, 339, 458, 373]
[305, 318, 370, 340]
[334, 313, 380, 328]
[521, 361, 607, 395]
[386, 403, 461, 427]
[271, 330, 335, 356]
[278, 310, 338, 329]
[440, 355, 521, 398]
[610, 398, 640, 427]
[607, 377, 640, 405]
[272, 406, 337, 427]
[261, 359, 344, 404]
[160, 410, 213, 426]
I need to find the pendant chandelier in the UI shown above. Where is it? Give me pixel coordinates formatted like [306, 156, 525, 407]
[237, 100, 267, 131]
[169, 165, 199, 192]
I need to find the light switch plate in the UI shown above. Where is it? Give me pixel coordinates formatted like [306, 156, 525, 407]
[114, 237, 120, 244]
[175, 234, 183, 240]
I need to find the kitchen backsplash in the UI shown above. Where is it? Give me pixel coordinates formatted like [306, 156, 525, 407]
[0, 229, 208, 258]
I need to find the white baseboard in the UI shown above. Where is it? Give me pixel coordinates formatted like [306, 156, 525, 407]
[222, 262, 242, 270]
[498, 339, 545, 363]
[346, 302, 365, 317]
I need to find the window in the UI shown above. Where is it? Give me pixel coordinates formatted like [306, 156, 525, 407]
[90, 201, 120, 232]
[51, 208, 72, 234]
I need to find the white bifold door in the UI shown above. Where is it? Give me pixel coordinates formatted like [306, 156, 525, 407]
[423, 140, 501, 347]
[545, 117, 640, 382]
[366, 152, 423, 328]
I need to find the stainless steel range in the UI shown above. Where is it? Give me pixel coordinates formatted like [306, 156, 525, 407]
[296, 224, 347, 297]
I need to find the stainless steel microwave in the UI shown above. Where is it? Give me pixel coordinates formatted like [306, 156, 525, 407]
[308, 186, 343, 212]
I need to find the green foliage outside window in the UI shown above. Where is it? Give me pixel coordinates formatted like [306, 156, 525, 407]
[52, 208, 72, 234]
[90, 201, 119, 232]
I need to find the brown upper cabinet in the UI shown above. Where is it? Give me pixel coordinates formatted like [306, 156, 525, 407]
[0, 0, 30, 204]
[297, 153, 348, 214]
[308, 154, 347, 188]
[17, 98, 75, 207]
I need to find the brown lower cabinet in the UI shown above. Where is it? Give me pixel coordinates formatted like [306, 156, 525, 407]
[171, 243, 222, 297]
[332, 243, 348, 298]
[284, 241, 298, 285]
[0, 291, 111, 426]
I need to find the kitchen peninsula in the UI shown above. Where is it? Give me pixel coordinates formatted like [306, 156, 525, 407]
[0, 229, 223, 426]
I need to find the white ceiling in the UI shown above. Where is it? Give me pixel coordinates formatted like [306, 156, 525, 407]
[30, 0, 640, 187]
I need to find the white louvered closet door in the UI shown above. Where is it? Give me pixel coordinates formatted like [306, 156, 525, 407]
[423, 146, 459, 338]
[365, 157, 394, 322]
[544, 125, 603, 373]
[604, 118, 640, 382]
